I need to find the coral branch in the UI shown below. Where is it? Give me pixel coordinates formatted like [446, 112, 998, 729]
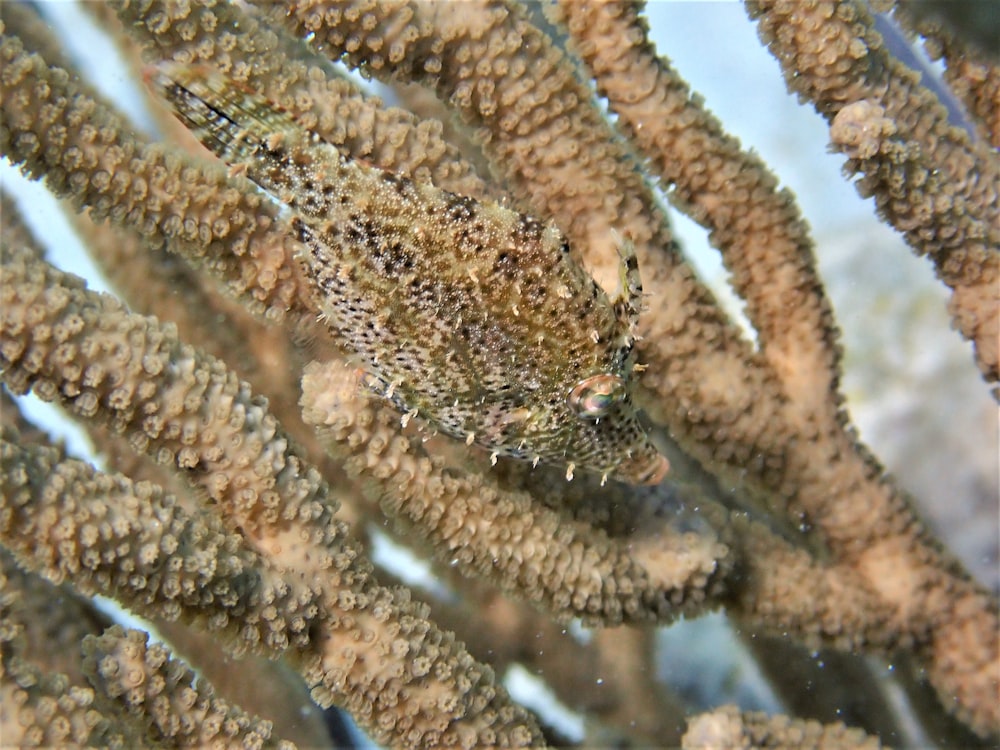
[552, 0, 841, 410]
[682, 704, 883, 749]
[0, 29, 305, 323]
[0, 253, 544, 748]
[748, 0, 1000, 381]
[891, 2, 1000, 149]
[81, 625, 297, 750]
[301, 359, 727, 624]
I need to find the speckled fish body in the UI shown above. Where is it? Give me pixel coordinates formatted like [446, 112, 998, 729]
[155, 66, 668, 485]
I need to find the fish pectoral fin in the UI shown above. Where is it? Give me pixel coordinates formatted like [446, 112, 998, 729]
[610, 230, 643, 332]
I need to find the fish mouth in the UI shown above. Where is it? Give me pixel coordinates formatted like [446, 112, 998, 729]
[616, 451, 670, 486]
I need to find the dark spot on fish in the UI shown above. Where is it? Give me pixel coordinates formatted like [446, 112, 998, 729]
[381, 171, 411, 197]
[445, 194, 476, 223]
[514, 213, 545, 244]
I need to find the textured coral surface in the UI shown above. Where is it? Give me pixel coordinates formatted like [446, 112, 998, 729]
[1, 1, 997, 748]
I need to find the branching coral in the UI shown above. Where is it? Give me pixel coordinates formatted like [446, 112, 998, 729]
[1, 0, 997, 748]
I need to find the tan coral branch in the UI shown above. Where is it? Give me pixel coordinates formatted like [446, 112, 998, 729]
[891, 1, 1000, 148]
[300, 359, 729, 625]
[748, 0, 1000, 382]
[0, 425, 543, 748]
[0, 250, 545, 748]
[0, 29, 306, 324]
[682, 704, 883, 749]
[81, 625, 298, 750]
[552, 0, 841, 410]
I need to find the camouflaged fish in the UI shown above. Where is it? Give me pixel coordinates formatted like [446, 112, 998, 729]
[154, 65, 668, 486]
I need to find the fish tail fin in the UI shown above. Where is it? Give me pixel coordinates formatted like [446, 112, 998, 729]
[149, 63, 299, 163]
[148, 62, 340, 214]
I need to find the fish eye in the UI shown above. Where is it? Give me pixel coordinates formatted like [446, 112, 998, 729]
[568, 374, 626, 419]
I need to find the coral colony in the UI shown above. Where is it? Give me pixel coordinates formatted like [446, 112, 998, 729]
[1, 1, 997, 748]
